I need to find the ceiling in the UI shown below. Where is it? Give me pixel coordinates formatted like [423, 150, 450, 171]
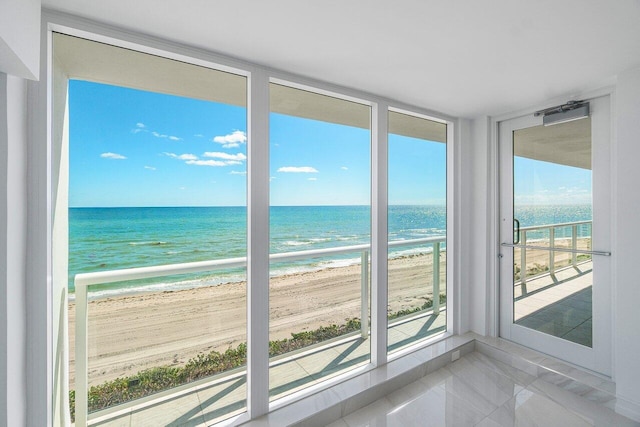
[43, 0, 640, 118]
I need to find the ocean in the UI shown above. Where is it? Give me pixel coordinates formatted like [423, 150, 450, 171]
[68, 204, 590, 297]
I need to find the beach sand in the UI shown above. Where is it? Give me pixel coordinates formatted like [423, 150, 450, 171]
[68, 252, 447, 388]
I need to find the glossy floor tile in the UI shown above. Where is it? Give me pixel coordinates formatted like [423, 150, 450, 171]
[328, 351, 640, 427]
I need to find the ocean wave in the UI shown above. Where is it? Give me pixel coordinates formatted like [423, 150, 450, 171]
[129, 241, 169, 246]
[336, 236, 358, 241]
[283, 240, 313, 247]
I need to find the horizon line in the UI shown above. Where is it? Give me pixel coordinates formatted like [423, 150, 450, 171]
[69, 203, 448, 209]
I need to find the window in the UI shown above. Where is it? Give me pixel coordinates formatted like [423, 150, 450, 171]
[268, 83, 371, 399]
[387, 110, 447, 354]
[56, 33, 248, 425]
[51, 31, 452, 427]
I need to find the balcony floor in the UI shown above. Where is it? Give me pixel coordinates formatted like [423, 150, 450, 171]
[89, 310, 446, 427]
[514, 261, 593, 347]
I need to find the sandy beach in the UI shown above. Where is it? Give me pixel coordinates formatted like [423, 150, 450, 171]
[69, 252, 447, 388]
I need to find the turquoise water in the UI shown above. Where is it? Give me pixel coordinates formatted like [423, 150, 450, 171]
[68, 204, 589, 296]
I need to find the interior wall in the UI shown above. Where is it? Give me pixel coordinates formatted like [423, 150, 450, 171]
[461, 116, 492, 335]
[456, 118, 472, 333]
[0, 72, 28, 427]
[613, 66, 640, 416]
[0, 0, 40, 79]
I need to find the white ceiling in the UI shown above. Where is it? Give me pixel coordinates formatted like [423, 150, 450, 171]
[43, 0, 640, 118]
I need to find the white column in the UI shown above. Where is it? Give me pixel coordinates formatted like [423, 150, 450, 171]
[0, 72, 28, 427]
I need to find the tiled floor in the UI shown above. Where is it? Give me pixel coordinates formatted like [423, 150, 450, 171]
[327, 351, 638, 427]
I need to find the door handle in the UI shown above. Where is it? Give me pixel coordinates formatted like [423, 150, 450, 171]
[514, 218, 520, 244]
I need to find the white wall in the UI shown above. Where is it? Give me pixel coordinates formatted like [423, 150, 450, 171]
[0, 0, 40, 79]
[461, 116, 493, 336]
[613, 66, 640, 416]
[0, 72, 28, 427]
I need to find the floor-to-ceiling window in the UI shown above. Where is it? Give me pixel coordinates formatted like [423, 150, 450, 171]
[57, 33, 249, 425]
[387, 110, 447, 354]
[268, 83, 372, 399]
[52, 31, 451, 427]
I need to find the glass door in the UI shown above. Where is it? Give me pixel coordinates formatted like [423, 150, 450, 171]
[499, 96, 612, 376]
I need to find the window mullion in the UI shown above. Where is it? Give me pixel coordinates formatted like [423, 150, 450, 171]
[247, 68, 270, 418]
[371, 102, 388, 366]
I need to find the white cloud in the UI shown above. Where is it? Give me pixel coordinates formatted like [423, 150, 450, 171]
[203, 152, 247, 161]
[144, 166, 156, 170]
[341, 166, 349, 170]
[230, 171, 247, 175]
[151, 131, 181, 140]
[194, 134, 204, 138]
[100, 152, 127, 160]
[277, 166, 319, 173]
[213, 130, 247, 148]
[186, 159, 228, 167]
[164, 152, 198, 161]
[308, 177, 317, 181]
[270, 176, 276, 181]
[132, 123, 181, 140]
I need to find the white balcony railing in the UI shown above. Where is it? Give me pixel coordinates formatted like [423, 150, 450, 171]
[73, 236, 446, 426]
[515, 220, 592, 286]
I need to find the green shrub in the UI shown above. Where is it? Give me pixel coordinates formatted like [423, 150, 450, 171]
[387, 293, 447, 320]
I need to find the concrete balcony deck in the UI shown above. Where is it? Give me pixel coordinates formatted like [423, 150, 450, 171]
[514, 261, 593, 347]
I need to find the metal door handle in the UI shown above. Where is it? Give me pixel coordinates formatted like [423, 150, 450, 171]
[514, 218, 520, 244]
[500, 243, 611, 256]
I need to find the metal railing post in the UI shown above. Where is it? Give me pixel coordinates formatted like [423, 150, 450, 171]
[433, 242, 440, 314]
[520, 231, 527, 294]
[75, 281, 88, 427]
[361, 250, 369, 339]
[572, 225, 578, 266]
[549, 227, 555, 274]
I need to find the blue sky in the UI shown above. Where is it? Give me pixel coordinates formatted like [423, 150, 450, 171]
[514, 157, 592, 205]
[68, 80, 444, 207]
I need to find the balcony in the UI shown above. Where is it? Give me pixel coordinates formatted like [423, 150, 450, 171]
[512, 221, 593, 347]
[70, 237, 447, 426]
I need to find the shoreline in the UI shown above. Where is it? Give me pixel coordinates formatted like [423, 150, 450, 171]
[67, 247, 445, 300]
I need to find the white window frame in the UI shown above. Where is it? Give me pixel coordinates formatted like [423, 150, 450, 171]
[29, 10, 459, 426]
